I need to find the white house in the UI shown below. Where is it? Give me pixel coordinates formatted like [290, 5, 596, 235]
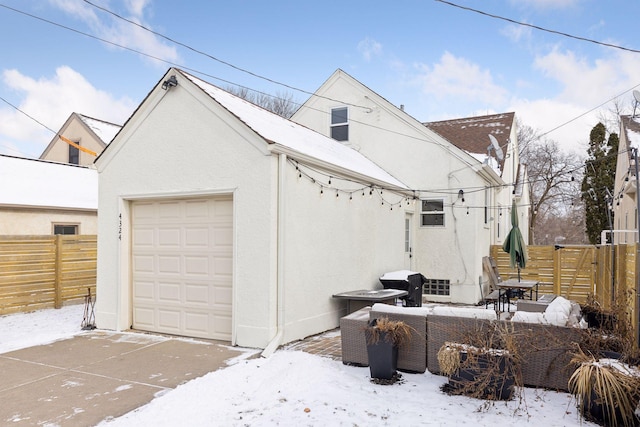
[40, 112, 121, 166]
[613, 114, 640, 244]
[292, 70, 529, 304]
[94, 68, 412, 351]
[0, 154, 97, 235]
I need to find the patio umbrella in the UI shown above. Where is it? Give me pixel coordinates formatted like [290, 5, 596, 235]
[502, 200, 527, 281]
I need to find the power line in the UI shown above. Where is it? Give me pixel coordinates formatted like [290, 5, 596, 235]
[435, 0, 640, 54]
[80, 0, 371, 112]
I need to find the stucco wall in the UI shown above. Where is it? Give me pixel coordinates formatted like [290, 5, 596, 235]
[95, 83, 278, 349]
[292, 74, 494, 304]
[0, 208, 97, 235]
[280, 164, 406, 343]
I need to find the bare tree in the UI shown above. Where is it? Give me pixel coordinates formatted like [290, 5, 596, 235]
[519, 121, 585, 244]
[225, 86, 299, 119]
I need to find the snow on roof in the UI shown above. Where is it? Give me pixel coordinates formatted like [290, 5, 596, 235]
[0, 155, 97, 210]
[623, 115, 640, 149]
[78, 114, 121, 145]
[179, 70, 408, 190]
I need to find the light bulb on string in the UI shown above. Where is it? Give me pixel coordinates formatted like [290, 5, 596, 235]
[320, 186, 324, 196]
[328, 177, 332, 185]
[349, 193, 353, 202]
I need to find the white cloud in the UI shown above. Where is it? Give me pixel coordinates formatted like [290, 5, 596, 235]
[500, 23, 532, 43]
[49, 0, 178, 65]
[0, 67, 135, 157]
[534, 47, 640, 106]
[415, 52, 508, 106]
[357, 37, 382, 62]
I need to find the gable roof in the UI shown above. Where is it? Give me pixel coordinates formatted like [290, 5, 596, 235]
[621, 115, 640, 154]
[76, 113, 121, 145]
[424, 112, 515, 172]
[0, 154, 97, 210]
[158, 69, 408, 190]
[39, 112, 122, 160]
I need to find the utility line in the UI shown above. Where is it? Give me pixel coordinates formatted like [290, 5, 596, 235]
[435, 0, 640, 55]
[80, 0, 371, 111]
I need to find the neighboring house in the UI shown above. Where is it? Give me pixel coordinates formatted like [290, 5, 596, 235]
[40, 112, 121, 166]
[612, 115, 640, 244]
[0, 154, 97, 235]
[424, 113, 530, 246]
[94, 68, 411, 351]
[292, 70, 529, 305]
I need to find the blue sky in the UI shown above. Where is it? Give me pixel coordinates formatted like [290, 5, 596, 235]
[1, 0, 639, 159]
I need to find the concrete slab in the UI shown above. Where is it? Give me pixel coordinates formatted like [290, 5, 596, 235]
[0, 330, 255, 426]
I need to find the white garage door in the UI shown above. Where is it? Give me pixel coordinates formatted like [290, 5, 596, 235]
[131, 197, 233, 340]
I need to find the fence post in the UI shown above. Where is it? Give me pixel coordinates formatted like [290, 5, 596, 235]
[54, 235, 63, 309]
[553, 246, 561, 296]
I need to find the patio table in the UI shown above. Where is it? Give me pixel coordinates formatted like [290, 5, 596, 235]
[495, 279, 539, 312]
[332, 289, 408, 314]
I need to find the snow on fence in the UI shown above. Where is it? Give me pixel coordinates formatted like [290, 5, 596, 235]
[0, 235, 96, 315]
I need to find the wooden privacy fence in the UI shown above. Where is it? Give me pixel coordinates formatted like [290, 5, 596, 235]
[491, 244, 639, 341]
[0, 235, 97, 315]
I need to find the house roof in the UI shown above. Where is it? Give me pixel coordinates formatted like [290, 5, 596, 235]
[0, 154, 97, 210]
[179, 69, 408, 190]
[621, 115, 640, 151]
[77, 114, 121, 145]
[423, 112, 515, 173]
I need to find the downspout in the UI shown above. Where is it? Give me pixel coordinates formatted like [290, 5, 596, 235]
[261, 153, 286, 357]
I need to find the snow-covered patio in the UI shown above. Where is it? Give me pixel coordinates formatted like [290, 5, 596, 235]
[0, 304, 599, 426]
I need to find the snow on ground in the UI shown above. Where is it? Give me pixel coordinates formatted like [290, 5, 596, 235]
[0, 307, 596, 427]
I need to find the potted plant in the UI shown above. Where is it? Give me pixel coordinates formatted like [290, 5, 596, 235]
[568, 348, 640, 427]
[581, 296, 617, 331]
[437, 342, 515, 400]
[436, 322, 519, 401]
[365, 317, 412, 382]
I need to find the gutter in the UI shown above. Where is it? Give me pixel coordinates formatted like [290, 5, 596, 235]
[261, 153, 287, 357]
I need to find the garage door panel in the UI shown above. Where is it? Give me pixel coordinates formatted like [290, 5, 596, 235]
[134, 307, 155, 328]
[213, 256, 233, 276]
[185, 199, 209, 218]
[158, 309, 181, 331]
[185, 283, 209, 305]
[213, 287, 232, 305]
[133, 228, 155, 246]
[185, 256, 210, 275]
[133, 255, 155, 273]
[133, 197, 233, 340]
[134, 281, 155, 300]
[185, 227, 210, 247]
[185, 312, 209, 334]
[158, 255, 181, 274]
[213, 226, 233, 247]
[158, 201, 181, 218]
[158, 228, 181, 247]
[158, 282, 182, 303]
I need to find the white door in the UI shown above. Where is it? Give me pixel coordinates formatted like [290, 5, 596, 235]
[404, 214, 413, 270]
[131, 197, 233, 340]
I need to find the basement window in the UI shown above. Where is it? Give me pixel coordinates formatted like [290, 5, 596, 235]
[53, 224, 78, 235]
[423, 278, 450, 296]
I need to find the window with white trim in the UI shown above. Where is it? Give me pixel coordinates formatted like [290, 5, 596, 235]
[330, 107, 348, 141]
[421, 199, 444, 226]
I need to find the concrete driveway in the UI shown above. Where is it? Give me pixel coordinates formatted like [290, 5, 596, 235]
[0, 330, 255, 426]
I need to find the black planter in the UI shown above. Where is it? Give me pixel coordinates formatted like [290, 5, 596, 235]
[447, 351, 515, 400]
[365, 321, 398, 380]
[583, 389, 639, 427]
[584, 310, 617, 331]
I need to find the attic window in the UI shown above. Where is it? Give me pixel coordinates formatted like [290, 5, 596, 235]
[330, 107, 348, 141]
[69, 142, 79, 165]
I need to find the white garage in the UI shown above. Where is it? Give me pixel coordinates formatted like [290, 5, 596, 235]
[131, 196, 233, 340]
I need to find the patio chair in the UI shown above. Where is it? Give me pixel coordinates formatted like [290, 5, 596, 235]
[340, 306, 371, 366]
